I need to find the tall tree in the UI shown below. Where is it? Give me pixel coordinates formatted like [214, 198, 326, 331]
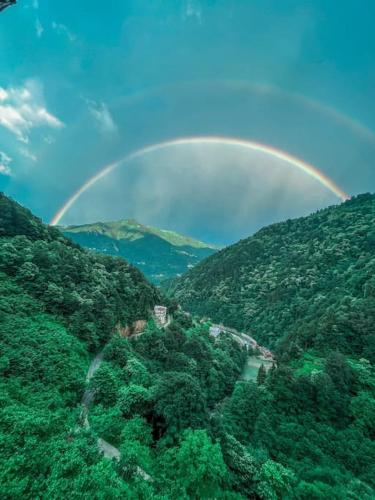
[257, 364, 267, 385]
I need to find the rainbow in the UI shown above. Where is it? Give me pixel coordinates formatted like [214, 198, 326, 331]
[116, 79, 375, 146]
[50, 136, 349, 226]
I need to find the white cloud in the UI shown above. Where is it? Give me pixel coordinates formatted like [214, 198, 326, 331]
[35, 18, 44, 37]
[52, 21, 76, 43]
[0, 151, 12, 176]
[0, 79, 63, 143]
[86, 99, 117, 133]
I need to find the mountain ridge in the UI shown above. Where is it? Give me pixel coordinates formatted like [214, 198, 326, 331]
[60, 218, 219, 249]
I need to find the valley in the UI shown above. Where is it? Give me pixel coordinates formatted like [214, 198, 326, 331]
[2, 2, 374, 498]
[1, 192, 375, 498]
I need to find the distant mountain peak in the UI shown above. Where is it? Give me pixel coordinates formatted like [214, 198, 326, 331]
[61, 218, 218, 284]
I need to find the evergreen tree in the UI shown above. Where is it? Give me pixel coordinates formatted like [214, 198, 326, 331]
[257, 363, 267, 385]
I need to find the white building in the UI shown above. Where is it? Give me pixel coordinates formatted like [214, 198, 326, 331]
[154, 305, 168, 325]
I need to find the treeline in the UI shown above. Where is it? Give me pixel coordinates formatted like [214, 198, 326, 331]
[2, 192, 375, 498]
[218, 351, 375, 498]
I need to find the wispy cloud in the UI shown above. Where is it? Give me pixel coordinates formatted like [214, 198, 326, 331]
[52, 21, 77, 43]
[0, 151, 12, 176]
[86, 99, 118, 133]
[0, 79, 64, 143]
[35, 18, 44, 37]
[19, 147, 38, 162]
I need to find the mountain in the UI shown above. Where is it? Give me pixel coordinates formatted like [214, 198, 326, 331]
[171, 193, 375, 358]
[61, 219, 217, 284]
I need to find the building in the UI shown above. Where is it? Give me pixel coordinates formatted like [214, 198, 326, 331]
[154, 305, 168, 325]
[209, 326, 222, 338]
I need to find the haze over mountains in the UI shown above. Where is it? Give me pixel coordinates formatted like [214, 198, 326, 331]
[61, 219, 217, 284]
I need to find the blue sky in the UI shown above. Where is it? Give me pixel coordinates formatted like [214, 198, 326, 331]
[0, 0, 374, 244]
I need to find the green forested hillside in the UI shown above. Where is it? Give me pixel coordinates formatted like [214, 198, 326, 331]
[0, 193, 161, 497]
[172, 193, 375, 358]
[1, 192, 375, 498]
[61, 219, 217, 284]
[0, 194, 160, 351]
[162, 193, 375, 498]
[75, 313, 375, 499]
[87, 314, 249, 498]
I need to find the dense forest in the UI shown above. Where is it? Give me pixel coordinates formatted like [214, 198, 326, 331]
[87, 312, 375, 498]
[0, 193, 160, 496]
[1, 192, 375, 498]
[0, 194, 160, 351]
[171, 194, 375, 359]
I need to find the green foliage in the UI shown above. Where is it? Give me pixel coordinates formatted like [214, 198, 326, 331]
[0, 194, 160, 352]
[173, 194, 375, 359]
[2, 192, 375, 498]
[91, 362, 120, 406]
[118, 417, 154, 480]
[159, 429, 229, 498]
[223, 381, 266, 441]
[118, 383, 152, 418]
[0, 194, 161, 498]
[90, 405, 124, 445]
[256, 459, 296, 499]
[0, 274, 115, 498]
[154, 371, 207, 433]
[257, 363, 267, 385]
[88, 317, 247, 494]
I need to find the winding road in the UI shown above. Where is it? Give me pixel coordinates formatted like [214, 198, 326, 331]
[81, 350, 122, 460]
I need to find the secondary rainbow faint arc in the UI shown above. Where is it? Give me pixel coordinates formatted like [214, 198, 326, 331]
[111, 79, 375, 146]
[50, 136, 349, 226]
